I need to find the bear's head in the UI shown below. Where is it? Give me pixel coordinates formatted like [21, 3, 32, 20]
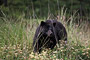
[39, 20, 56, 37]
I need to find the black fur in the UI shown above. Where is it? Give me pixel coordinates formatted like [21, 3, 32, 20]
[33, 20, 67, 53]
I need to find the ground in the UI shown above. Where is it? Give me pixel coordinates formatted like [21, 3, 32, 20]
[0, 18, 90, 60]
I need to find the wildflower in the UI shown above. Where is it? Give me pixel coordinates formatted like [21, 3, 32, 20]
[56, 59, 59, 60]
[82, 53, 85, 55]
[61, 50, 63, 52]
[1, 47, 3, 49]
[19, 50, 22, 54]
[39, 55, 44, 60]
[31, 52, 34, 55]
[34, 56, 39, 59]
[29, 54, 34, 58]
[71, 47, 74, 50]
[22, 56, 27, 60]
[87, 55, 90, 58]
[57, 48, 61, 50]
[42, 51, 47, 55]
[53, 51, 57, 53]
[86, 52, 89, 54]
[15, 53, 18, 57]
[13, 45, 16, 49]
[61, 47, 64, 49]
[53, 55, 56, 58]
[75, 49, 78, 52]
[83, 49, 86, 52]
[79, 32, 82, 35]
[87, 48, 90, 50]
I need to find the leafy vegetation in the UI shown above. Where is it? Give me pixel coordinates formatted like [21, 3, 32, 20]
[0, 0, 90, 60]
[0, 10, 90, 60]
[0, 0, 90, 19]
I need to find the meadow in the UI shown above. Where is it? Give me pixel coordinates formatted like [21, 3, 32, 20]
[0, 10, 90, 60]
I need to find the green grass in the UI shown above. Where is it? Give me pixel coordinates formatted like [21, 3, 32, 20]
[0, 12, 90, 60]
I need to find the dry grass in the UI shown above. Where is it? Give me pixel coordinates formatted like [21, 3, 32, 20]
[0, 17, 90, 60]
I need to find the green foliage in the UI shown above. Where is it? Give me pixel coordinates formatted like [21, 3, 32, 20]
[0, 16, 90, 60]
[0, 0, 90, 18]
[0, 0, 90, 59]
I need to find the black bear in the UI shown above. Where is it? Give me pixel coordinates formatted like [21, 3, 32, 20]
[32, 20, 67, 53]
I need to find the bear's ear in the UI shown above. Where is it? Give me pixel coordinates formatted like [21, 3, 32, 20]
[53, 23, 56, 27]
[40, 21, 46, 26]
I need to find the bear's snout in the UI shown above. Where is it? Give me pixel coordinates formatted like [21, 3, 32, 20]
[46, 30, 53, 37]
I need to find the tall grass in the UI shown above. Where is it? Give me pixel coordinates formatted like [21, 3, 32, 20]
[0, 9, 90, 60]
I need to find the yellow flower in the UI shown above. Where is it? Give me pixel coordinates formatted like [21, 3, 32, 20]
[86, 52, 89, 54]
[15, 53, 18, 57]
[87, 48, 90, 50]
[56, 59, 59, 60]
[34, 56, 39, 59]
[29, 54, 34, 58]
[82, 53, 85, 55]
[53, 51, 57, 53]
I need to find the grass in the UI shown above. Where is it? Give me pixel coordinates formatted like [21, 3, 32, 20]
[0, 11, 90, 60]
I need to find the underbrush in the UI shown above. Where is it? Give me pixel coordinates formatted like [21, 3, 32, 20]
[0, 7, 90, 59]
[0, 17, 90, 60]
